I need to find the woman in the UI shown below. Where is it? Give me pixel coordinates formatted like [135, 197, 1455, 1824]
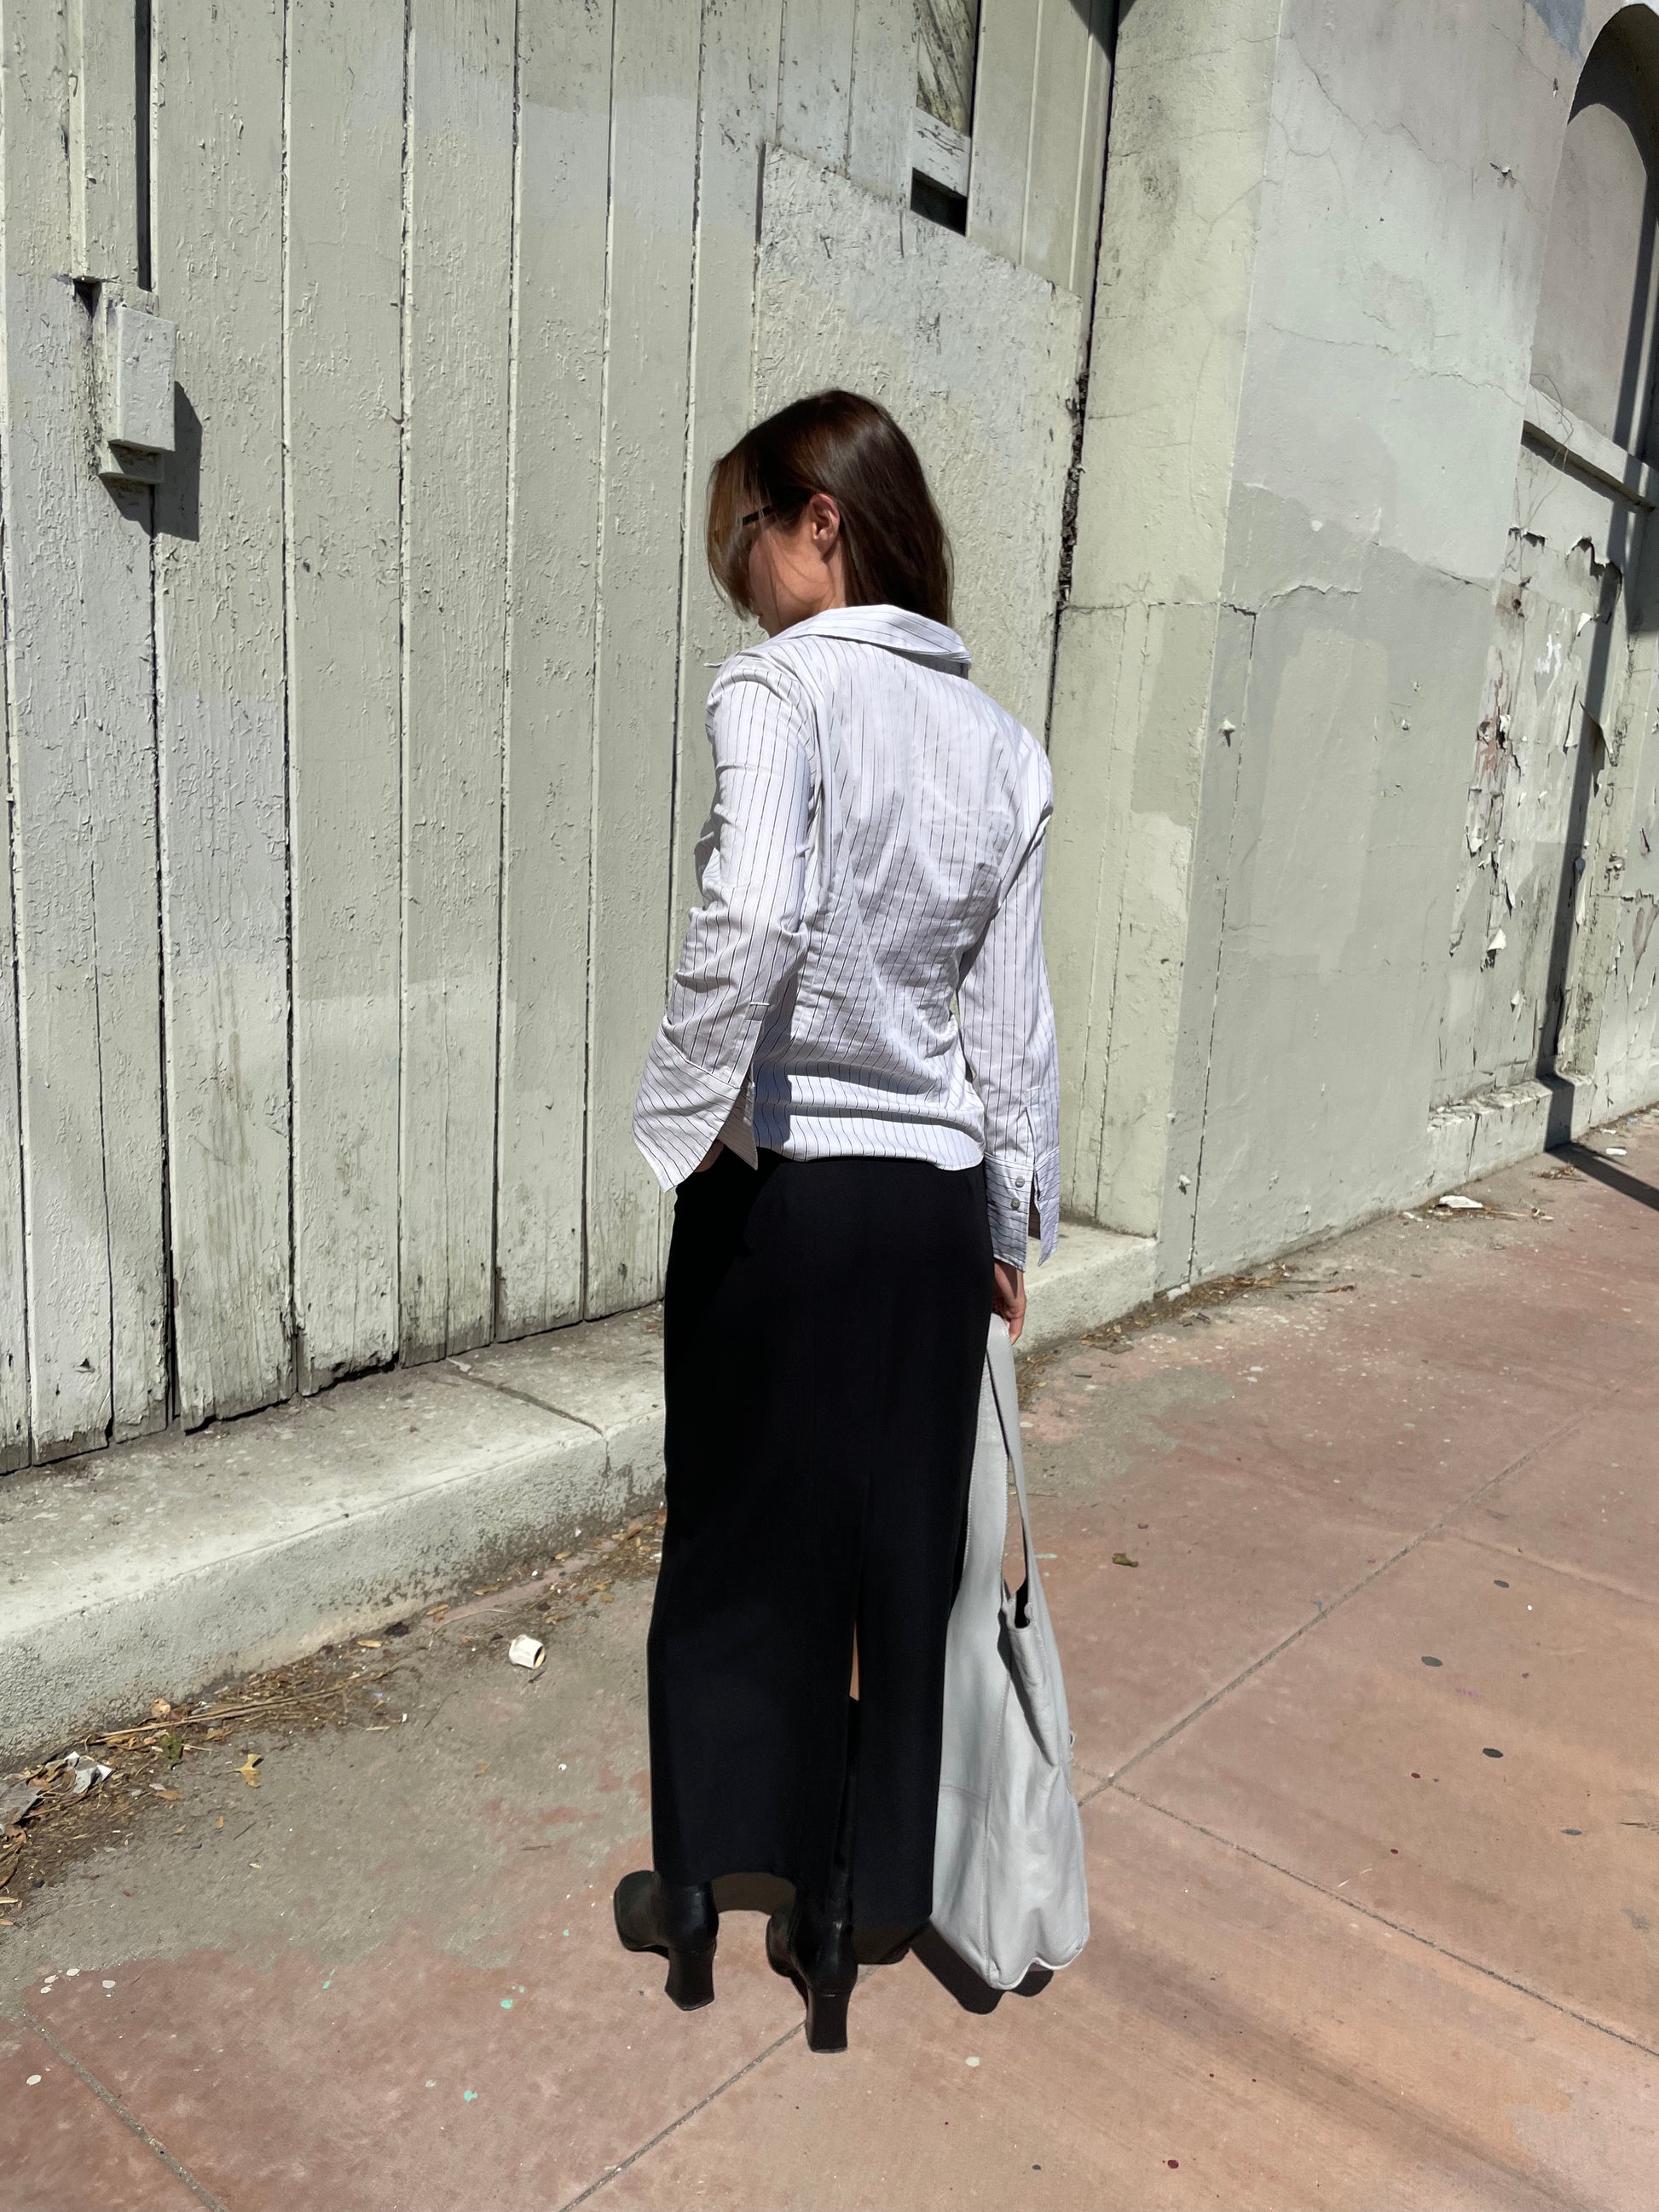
[617, 390, 1059, 2053]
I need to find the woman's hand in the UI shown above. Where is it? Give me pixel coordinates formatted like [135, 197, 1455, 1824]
[992, 1259, 1026, 1345]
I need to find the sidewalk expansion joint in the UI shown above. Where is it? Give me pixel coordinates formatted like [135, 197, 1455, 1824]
[1101, 1379, 1629, 1793]
[1442, 1524, 1659, 1614]
[1107, 1790, 1659, 2065]
[22, 2004, 232, 2211]
[556, 2020, 805, 2209]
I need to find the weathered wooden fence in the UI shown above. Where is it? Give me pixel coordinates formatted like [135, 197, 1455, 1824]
[0, 0, 1113, 1470]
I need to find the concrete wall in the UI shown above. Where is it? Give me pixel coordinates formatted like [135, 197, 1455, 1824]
[0, 0, 1113, 1470]
[1049, 0, 1659, 1288]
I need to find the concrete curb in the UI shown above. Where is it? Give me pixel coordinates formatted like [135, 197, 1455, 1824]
[0, 1224, 1153, 1760]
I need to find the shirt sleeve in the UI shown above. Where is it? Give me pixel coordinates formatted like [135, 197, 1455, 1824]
[633, 657, 816, 1190]
[957, 746, 1061, 1268]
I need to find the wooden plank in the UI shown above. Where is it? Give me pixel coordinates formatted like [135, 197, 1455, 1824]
[74, 0, 169, 1446]
[0, 427, 26, 1471]
[0, 6, 107, 1461]
[69, 0, 141, 280]
[1022, 0, 1098, 290]
[493, 0, 615, 1338]
[84, 450, 168, 1448]
[398, 0, 517, 1361]
[2, 0, 167, 1458]
[153, 0, 292, 1426]
[584, 0, 702, 1315]
[1068, 0, 1115, 299]
[665, 0, 784, 1222]
[847, 0, 916, 200]
[79, 0, 169, 1446]
[286, 0, 404, 1390]
[2, 274, 114, 1458]
[777, 0, 855, 171]
[966, 0, 1038, 265]
[917, 0, 975, 133]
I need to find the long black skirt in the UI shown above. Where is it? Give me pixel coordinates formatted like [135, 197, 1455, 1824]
[647, 1148, 993, 1927]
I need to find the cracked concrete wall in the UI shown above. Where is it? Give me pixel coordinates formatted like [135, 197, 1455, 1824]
[1049, 0, 1659, 1285]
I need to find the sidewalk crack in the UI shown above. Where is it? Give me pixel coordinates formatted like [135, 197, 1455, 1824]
[22, 2006, 231, 2210]
[1105, 1793, 1659, 2065]
[558, 2020, 803, 2209]
[1101, 1381, 1628, 1789]
[1442, 1524, 1659, 1613]
[442, 1360, 615, 1441]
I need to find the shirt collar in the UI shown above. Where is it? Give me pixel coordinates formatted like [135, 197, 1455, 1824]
[773, 604, 973, 676]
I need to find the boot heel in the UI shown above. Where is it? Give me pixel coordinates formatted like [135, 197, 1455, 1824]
[804, 1986, 850, 2053]
[664, 1944, 715, 2011]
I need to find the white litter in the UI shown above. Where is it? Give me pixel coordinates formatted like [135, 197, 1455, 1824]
[64, 1753, 111, 1798]
[1436, 1194, 1483, 1211]
[507, 1636, 546, 1672]
[1605, 1146, 1627, 1157]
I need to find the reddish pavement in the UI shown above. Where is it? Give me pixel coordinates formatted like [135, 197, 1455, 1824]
[3, 1112, 1657, 2209]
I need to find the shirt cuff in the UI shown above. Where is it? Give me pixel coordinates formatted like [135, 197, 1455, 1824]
[633, 1025, 753, 1190]
[715, 1078, 759, 1170]
[984, 1137, 1060, 1268]
[984, 1152, 1036, 1269]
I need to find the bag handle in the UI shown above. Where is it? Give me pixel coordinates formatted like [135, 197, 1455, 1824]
[985, 1315, 1036, 1599]
[984, 1315, 1077, 1765]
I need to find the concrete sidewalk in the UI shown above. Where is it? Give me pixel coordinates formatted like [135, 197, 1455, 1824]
[3, 1115, 1657, 2209]
[0, 1221, 1154, 1763]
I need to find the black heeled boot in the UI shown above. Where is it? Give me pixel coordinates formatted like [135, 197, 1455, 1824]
[612, 1872, 718, 2010]
[767, 1700, 860, 2053]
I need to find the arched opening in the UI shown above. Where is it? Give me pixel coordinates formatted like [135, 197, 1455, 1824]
[1530, 5, 1659, 457]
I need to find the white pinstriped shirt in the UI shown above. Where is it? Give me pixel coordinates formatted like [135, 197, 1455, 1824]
[633, 605, 1060, 1269]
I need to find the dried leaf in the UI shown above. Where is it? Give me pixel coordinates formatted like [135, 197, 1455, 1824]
[149, 1785, 182, 1803]
[1111, 1553, 1140, 1568]
[150, 1699, 173, 1720]
[0, 1782, 41, 1828]
[236, 1754, 263, 1788]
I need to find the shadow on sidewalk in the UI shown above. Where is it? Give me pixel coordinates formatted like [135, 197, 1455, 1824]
[710, 1874, 1056, 2016]
[1553, 1141, 1659, 1214]
[909, 1926, 1055, 2015]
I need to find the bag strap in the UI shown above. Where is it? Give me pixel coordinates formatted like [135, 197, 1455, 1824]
[985, 1316, 1035, 1591]
[984, 1315, 1078, 1764]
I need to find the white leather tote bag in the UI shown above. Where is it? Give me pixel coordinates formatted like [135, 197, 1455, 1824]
[932, 1315, 1090, 1990]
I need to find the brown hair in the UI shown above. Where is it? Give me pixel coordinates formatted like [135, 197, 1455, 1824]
[706, 390, 953, 625]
